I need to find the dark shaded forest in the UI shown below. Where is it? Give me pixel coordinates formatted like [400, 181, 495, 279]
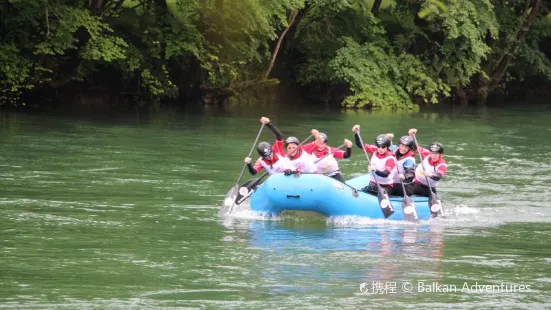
[1, 0, 550, 110]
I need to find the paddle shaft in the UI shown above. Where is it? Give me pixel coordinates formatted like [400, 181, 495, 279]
[314, 143, 346, 163]
[227, 123, 265, 214]
[356, 132, 385, 191]
[356, 132, 394, 218]
[235, 172, 269, 204]
[235, 123, 265, 186]
[411, 135, 438, 194]
[315, 143, 356, 189]
[300, 134, 313, 145]
[389, 147, 412, 196]
[386, 137, 409, 196]
[412, 134, 443, 216]
[390, 149, 418, 221]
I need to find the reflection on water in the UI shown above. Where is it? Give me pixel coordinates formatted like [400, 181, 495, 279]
[217, 217, 550, 308]
[221, 218, 446, 298]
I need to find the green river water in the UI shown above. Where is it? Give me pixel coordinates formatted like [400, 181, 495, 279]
[1, 104, 550, 309]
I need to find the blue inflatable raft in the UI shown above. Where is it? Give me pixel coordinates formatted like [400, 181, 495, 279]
[249, 173, 432, 220]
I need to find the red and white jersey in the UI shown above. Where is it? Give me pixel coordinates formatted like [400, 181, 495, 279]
[253, 153, 289, 175]
[303, 142, 346, 159]
[414, 147, 447, 187]
[363, 144, 396, 185]
[286, 149, 317, 173]
[302, 143, 342, 176]
[272, 139, 285, 156]
[251, 139, 287, 175]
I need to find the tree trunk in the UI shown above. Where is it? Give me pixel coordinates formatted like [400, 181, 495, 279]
[281, 7, 309, 59]
[154, 0, 168, 9]
[263, 9, 299, 80]
[371, 0, 383, 16]
[454, 85, 468, 106]
[472, 0, 541, 106]
[487, 0, 541, 91]
[88, 0, 105, 15]
[475, 79, 490, 106]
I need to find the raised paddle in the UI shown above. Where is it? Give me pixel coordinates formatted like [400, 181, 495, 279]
[412, 134, 444, 218]
[223, 123, 265, 215]
[356, 131, 394, 218]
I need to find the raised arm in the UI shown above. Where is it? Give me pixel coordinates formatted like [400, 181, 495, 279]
[343, 139, 352, 158]
[260, 117, 283, 141]
[352, 125, 364, 149]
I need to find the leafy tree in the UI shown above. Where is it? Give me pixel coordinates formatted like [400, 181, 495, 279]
[413, 0, 550, 105]
[1, 0, 550, 108]
[288, 0, 449, 109]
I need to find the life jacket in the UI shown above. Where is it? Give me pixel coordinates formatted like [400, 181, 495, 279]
[369, 151, 396, 185]
[415, 156, 447, 187]
[257, 153, 290, 175]
[311, 146, 340, 176]
[287, 148, 317, 173]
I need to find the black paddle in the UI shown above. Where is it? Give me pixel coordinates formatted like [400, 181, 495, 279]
[356, 132, 394, 218]
[223, 123, 265, 215]
[398, 180, 418, 221]
[412, 134, 444, 218]
[393, 155, 418, 222]
[234, 172, 269, 205]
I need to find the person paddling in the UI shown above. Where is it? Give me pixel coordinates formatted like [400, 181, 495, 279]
[408, 128, 448, 197]
[302, 129, 352, 182]
[283, 136, 317, 174]
[352, 125, 396, 195]
[390, 135, 417, 196]
[244, 117, 287, 175]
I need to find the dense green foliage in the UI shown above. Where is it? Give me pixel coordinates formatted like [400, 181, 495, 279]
[0, 0, 550, 108]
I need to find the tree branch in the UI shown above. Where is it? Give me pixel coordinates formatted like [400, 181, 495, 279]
[263, 9, 300, 80]
[45, 0, 50, 37]
[489, 0, 541, 86]
[371, 0, 383, 16]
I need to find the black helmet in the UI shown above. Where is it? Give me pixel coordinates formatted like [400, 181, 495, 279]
[428, 142, 444, 154]
[375, 134, 391, 148]
[285, 136, 300, 146]
[399, 135, 415, 150]
[319, 132, 328, 143]
[257, 142, 272, 158]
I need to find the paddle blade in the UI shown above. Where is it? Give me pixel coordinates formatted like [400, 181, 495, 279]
[401, 195, 418, 222]
[235, 175, 268, 205]
[377, 188, 394, 218]
[234, 179, 255, 205]
[429, 192, 443, 218]
[219, 184, 239, 216]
